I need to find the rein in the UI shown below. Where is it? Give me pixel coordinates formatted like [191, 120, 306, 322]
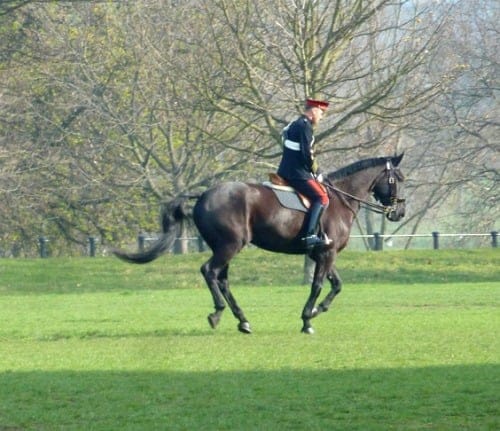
[323, 182, 390, 215]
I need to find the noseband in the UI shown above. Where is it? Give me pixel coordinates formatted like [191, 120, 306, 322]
[383, 160, 406, 215]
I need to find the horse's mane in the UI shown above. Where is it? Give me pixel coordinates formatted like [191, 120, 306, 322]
[327, 156, 388, 181]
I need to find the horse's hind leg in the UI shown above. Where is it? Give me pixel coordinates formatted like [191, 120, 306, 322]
[201, 254, 250, 333]
[201, 259, 227, 329]
[218, 266, 251, 334]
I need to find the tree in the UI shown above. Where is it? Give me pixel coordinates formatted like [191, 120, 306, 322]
[179, 0, 451, 250]
[0, 0, 496, 255]
[0, 1, 262, 255]
[390, 0, 499, 248]
[0, 1, 32, 17]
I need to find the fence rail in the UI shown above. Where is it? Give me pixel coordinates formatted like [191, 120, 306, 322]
[350, 231, 498, 251]
[34, 231, 498, 258]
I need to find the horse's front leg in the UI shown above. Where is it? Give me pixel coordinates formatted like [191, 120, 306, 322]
[301, 252, 331, 334]
[316, 266, 342, 315]
[301, 280, 322, 334]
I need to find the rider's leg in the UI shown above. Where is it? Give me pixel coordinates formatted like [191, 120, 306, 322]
[302, 201, 328, 248]
[298, 179, 330, 248]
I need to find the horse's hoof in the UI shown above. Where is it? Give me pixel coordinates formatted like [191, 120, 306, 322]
[207, 313, 220, 329]
[238, 321, 252, 334]
[301, 326, 315, 335]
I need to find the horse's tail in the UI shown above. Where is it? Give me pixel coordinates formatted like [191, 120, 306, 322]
[113, 198, 190, 264]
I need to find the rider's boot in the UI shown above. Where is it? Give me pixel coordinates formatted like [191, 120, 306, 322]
[302, 202, 329, 249]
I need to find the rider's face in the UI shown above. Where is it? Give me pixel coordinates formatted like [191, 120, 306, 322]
[310, 107, 324, 126]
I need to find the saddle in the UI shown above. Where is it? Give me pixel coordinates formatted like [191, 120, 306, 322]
[263, 173, 311, 212]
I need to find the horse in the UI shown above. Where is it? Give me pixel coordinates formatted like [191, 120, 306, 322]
[114, 154, 406, 334]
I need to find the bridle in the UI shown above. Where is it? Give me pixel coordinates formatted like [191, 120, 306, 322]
[323, 160, 405, 216]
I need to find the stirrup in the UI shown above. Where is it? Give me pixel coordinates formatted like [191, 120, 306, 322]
[303, 233, 332, 249]
[303, 235, 326, 249]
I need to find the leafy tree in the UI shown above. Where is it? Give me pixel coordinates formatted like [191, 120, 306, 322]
[0, 0, 496, 256]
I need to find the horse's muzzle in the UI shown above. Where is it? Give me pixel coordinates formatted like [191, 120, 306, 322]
[386, 198, 406, 222]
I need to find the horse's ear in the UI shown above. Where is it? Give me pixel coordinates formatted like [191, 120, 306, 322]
[392, 152, 404, 166]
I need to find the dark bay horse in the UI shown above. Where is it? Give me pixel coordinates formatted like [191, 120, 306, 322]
[114, 154, 406, 334]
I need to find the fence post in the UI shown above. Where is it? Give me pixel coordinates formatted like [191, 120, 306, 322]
[88, 236, 97, 257]
[303, 255, 315, 284]
[138, 234, 146, 252]
[373, 232, 383, 251]
[173, 238, 182, 254]
[432, 231, 439, 250]
[38, 236, 49, 258]
[492, 231, 498, 248]
[197, 236, 206, 252]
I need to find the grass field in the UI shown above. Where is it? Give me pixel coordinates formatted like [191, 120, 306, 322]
[0, 249, 498, 430]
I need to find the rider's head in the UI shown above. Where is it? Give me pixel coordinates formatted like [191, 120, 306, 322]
[304, 99, 329, 126]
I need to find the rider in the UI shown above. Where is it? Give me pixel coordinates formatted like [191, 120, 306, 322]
[277, 98, 330, 249]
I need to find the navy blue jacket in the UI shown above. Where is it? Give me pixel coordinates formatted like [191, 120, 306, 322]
[277, 115, 317, 180]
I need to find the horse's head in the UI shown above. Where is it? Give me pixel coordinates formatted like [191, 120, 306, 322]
[371, 153, 406, 222]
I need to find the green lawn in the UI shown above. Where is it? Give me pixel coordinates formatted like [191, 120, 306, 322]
[0, 249, 498, 430]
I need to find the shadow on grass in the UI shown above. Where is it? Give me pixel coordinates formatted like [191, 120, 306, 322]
[0, 364, 498, 430]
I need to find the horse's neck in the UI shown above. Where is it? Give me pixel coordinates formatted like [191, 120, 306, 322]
[333, 166, 380, 200]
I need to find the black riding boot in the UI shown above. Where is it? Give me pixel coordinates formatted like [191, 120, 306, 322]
[302, 202, 328, 249]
